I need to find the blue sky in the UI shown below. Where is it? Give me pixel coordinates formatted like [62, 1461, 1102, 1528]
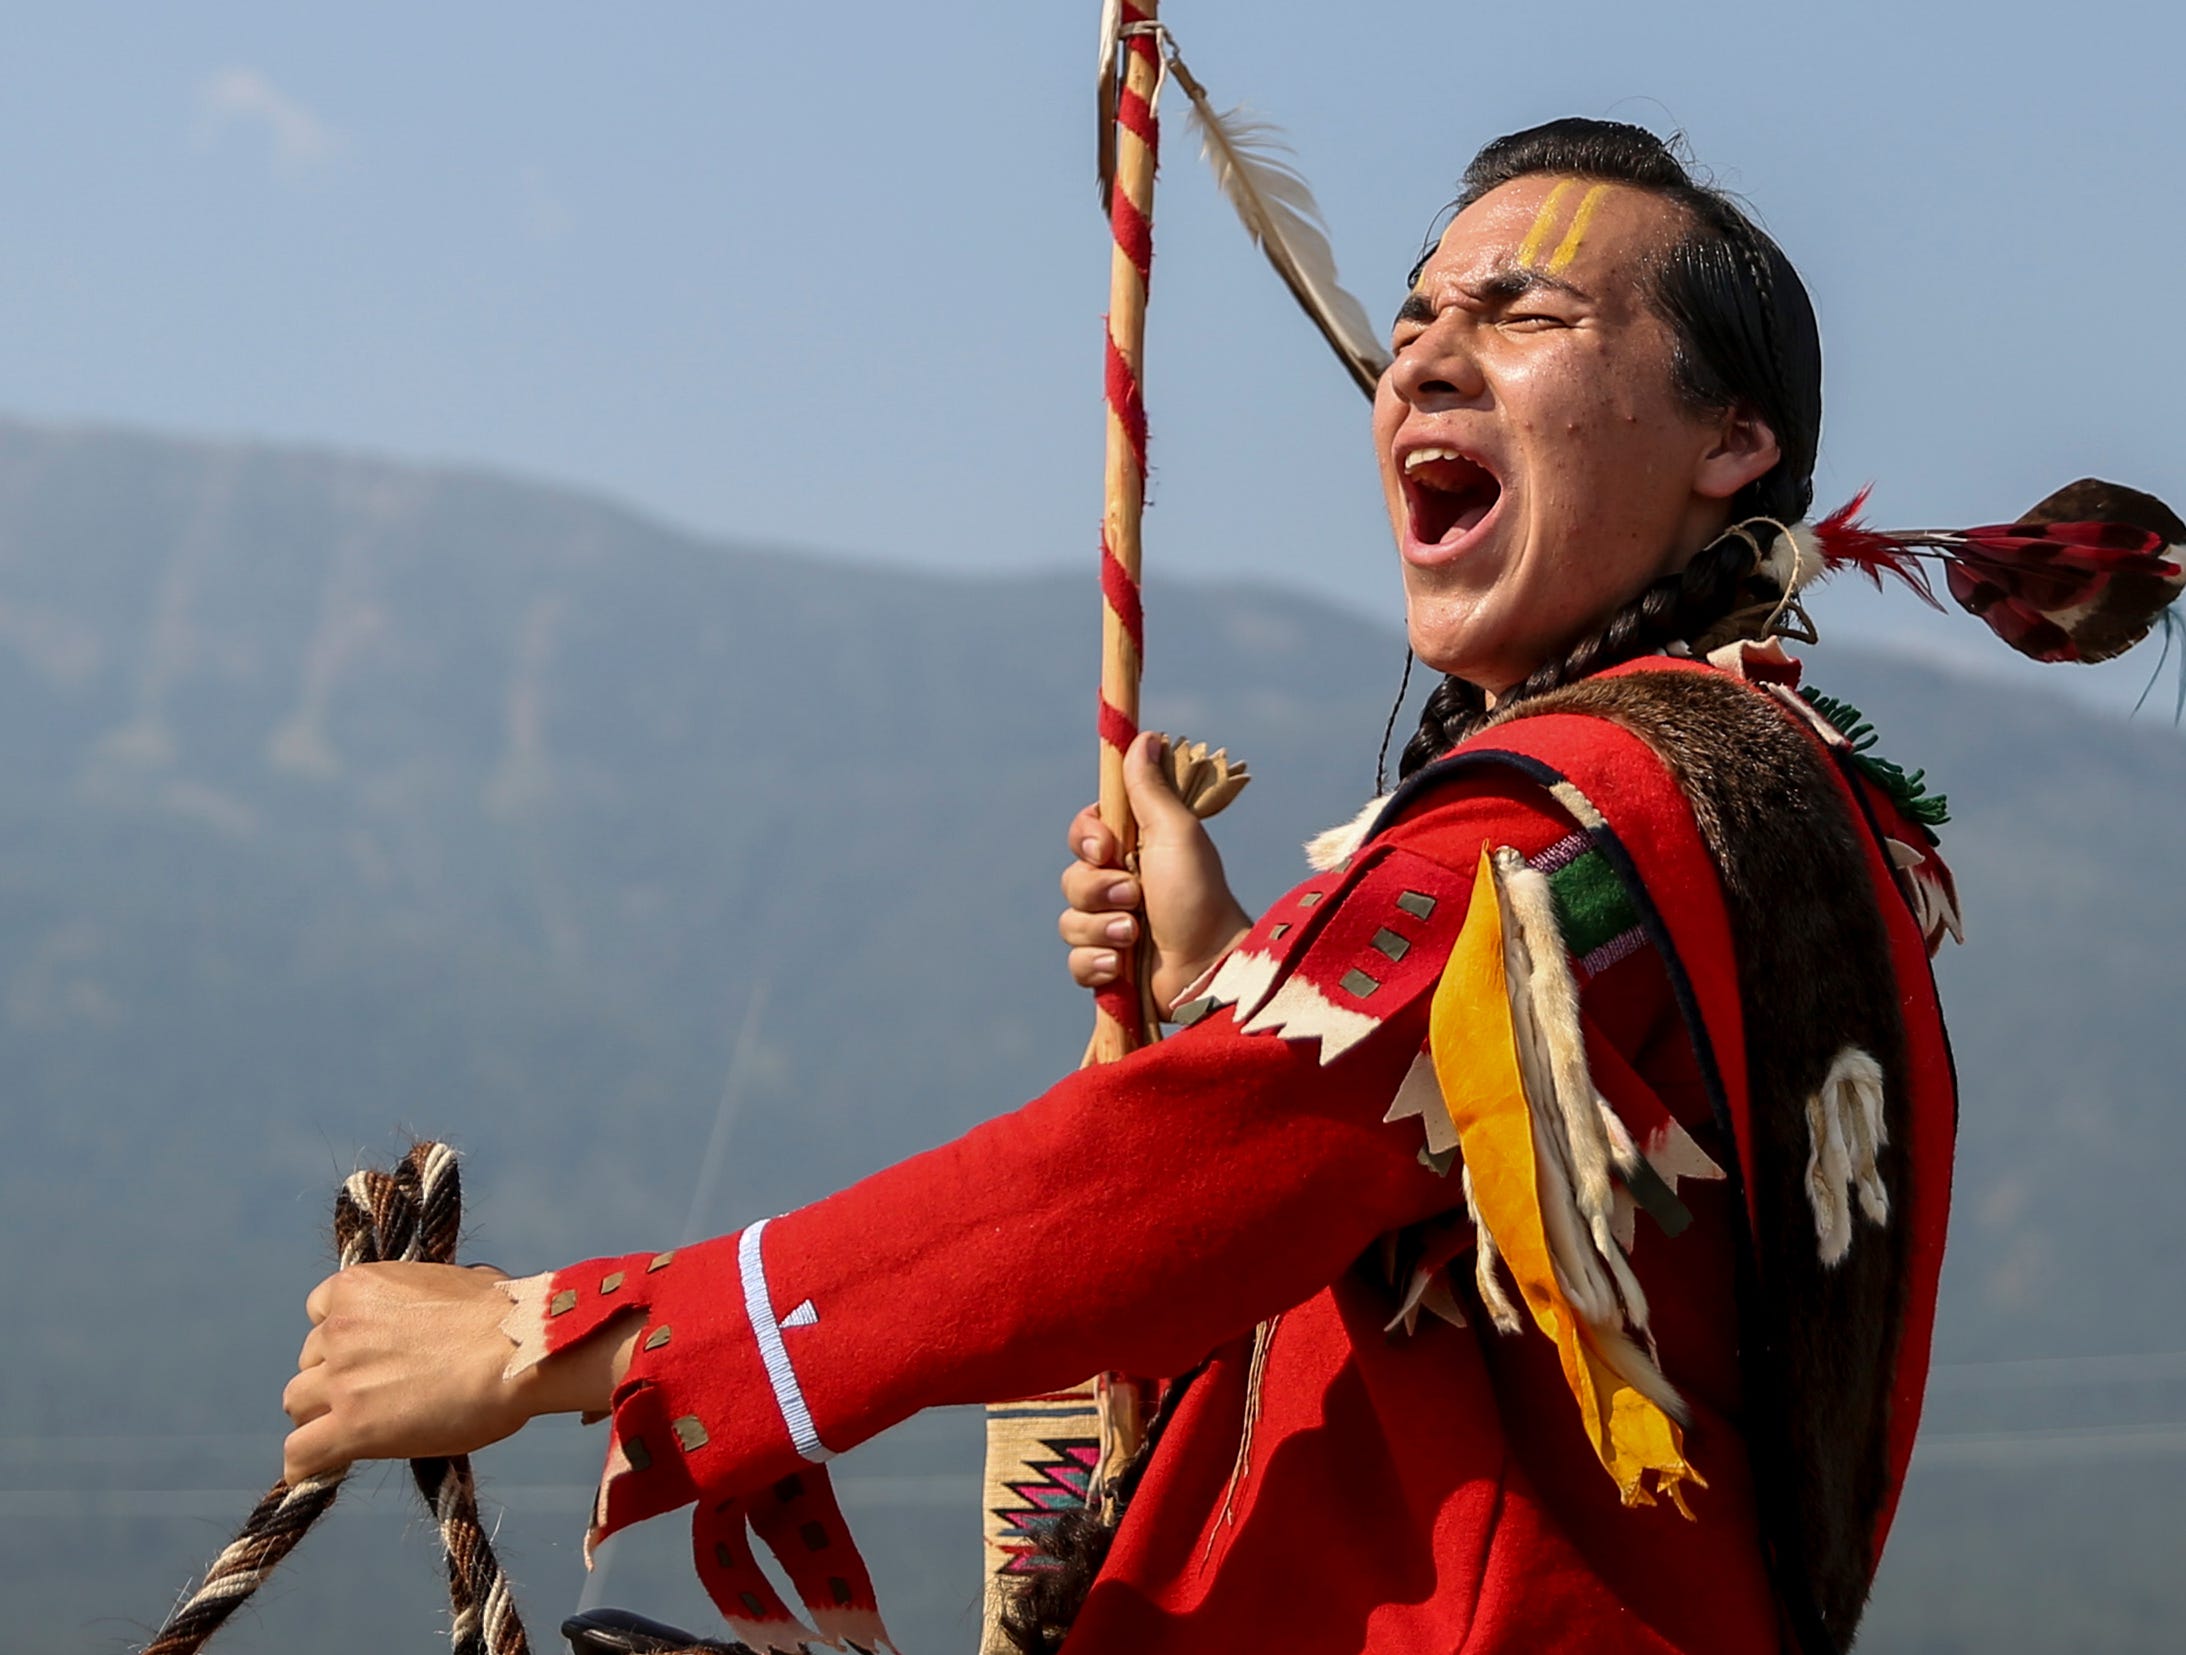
[5, 1, 2183, 712]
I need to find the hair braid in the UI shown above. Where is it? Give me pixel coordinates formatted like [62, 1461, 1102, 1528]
[1395, 670, 1487, 784]
[1730, 227, 1811, 519]
[1394, 527, 1770, 781]
[1741, 231, 1786, 401]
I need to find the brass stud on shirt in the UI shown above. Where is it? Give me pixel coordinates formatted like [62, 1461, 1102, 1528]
[600, 1271, 625, 1294]
[1397, 890, 1437, 920]
[624, 1435, 653, 1471]
[643, 1325, 673, 1352]
[1339, 967, 1381, 999]
[548, 1288, 578, 1317]
[1371, 927, 1412, 962]
[647, 1251, 676, 1272]
[673, 1415, 710, 1452]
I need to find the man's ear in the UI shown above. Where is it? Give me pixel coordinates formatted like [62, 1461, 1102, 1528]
[1694, 405, 1781, 502]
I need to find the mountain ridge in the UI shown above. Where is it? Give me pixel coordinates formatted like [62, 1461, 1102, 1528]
[0, 416, 2175, 1653]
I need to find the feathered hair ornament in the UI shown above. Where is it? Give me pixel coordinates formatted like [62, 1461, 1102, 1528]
[1760, 478, 2186, 710]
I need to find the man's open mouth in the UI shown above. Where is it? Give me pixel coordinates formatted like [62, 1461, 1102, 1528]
[1402, 448, 1503, 548]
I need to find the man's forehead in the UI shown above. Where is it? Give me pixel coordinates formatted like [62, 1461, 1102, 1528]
[1418, 176, 1679, 292]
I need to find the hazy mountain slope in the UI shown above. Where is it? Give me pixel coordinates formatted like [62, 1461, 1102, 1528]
[0, 419, 2177, 1652]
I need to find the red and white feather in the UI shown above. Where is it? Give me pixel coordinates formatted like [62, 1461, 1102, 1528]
[1798, 478, 2185, 665]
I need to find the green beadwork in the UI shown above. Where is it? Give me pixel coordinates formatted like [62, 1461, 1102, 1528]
[1546, 850, 1638, 959]
[1799, 688, 1951, 827]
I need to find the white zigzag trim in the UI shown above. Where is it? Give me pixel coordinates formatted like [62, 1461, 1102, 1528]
[1166, 951, 1228, 1015]
[1383, 1049, 1457, 1156]
[1238, 974, 1380, 1064]
[1384, 1261, 1468, 1335]
[1202, 946, 1283, 1023]
[1644, 1115, 1727, 1187]
[1887, 835, 1966, 947]
[1596, 1100, 1726, 1252]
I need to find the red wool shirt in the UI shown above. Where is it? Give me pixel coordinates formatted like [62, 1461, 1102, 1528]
[509, 671, 1951, 1655]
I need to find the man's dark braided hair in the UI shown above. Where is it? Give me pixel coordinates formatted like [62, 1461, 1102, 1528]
[1394, 118, 1825, 781]
[1007, 118, 1827, 1653]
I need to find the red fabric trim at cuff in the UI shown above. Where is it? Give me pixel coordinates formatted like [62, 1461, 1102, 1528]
[504, 1234, 808, 1554]
[504, 1236, 896, 1648]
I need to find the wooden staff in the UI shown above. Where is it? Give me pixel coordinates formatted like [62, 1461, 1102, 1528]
[981, 16, 1280, 1643]
[975, 16, 1167, 1646]
[1082, 0, 1176, 1539]
[1087, 0, 1164, 1066]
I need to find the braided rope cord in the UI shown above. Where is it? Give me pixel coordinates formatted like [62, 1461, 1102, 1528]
[141, 1141, 532, 1655]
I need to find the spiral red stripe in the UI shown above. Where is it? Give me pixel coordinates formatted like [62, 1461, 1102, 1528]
[1104, 333, 1148, 473]
[1092, 0, 1156, 1056]
[1111, 189, 1153, 280]
[1093, 980, 1139, 1027]
[1101, 538, 1145, 655]
[1116, 83, 1158, 149]
[1098, 696, 1138, 752]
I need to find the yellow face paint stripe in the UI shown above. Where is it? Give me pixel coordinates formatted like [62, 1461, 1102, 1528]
[1545, 184, 1612, 274]
[1515, 179, 1577, 267]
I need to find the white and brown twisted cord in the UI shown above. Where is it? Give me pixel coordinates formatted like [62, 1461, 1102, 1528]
[141, 1140, 533, 1655]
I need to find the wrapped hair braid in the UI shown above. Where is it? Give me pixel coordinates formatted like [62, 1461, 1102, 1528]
[1394, 669, 1489, 783]
[1395, 527, 1768, 782]
[1741, 233, 1787, 418]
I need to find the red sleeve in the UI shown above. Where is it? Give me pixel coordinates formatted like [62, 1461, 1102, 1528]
[504, 776, 1586, 1544]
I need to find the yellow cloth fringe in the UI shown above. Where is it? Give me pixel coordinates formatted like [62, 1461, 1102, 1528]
[1431, 847, 1703, 1516]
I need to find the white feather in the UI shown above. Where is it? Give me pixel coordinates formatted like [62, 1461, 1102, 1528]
[1095, 0, 1123, 206]
[1167, 52, 1390, 399]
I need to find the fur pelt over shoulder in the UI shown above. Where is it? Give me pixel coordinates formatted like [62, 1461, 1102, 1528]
[1505, 670, 1914, 1655]
[1007, 668, 1919, 1655]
